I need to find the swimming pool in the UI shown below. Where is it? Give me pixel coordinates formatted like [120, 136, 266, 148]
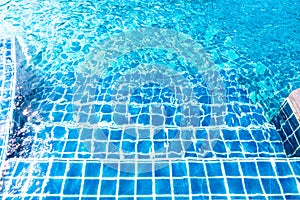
[0, 0, 300, 199]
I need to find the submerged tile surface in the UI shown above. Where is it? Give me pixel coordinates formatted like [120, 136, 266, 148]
[0, 34, 297, 198]
[1, 0, 300, 198]
[7, 67, 286, 159]
[2, 158, 300, 198]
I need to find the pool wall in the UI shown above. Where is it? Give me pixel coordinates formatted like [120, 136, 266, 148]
[271, 89, 300, 157]
[0, 37, 17, 161]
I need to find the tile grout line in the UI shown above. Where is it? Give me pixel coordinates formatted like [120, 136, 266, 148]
[287, 159, 300, 193]
[202, 160, 211, 200]
[60, 160, 69, 197]
[97, 161, 103, 197]
[185, 159, 192, 200]
[169, 159, 175, 200]
[134, 159, 138, 200]
[236, 159, 248, 199]
[269, 158, 284, 196]
[79, 160, 86, 198]
[115, 161, 120, 199]
[151, 159, 156, 200]
[219, 159, 230, 197]
[40, 159, 53, 197]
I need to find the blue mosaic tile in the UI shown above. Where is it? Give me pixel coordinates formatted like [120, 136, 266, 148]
[240, 162, 258, 176]
[102, 163, 118, 177]
[257, 161, 275, 176]
[275, 162, 293, 176]
[279, 178, 299, 193]
[155, 179, 171, 195]
[99, 198, 115, 200]
[244, 178, 263, 194]
[190, 178, 209, 194]
[100, 180, 117, 195]
[120, 163, 135, 177]
[67, 163, 83, 177]
[189, 162, 205, 177]
[173, 178, 189, 195]
[119, 179, 135, 195]
[136, 197, 154, 200]
[155, 163, 169, 177]
[222, 129, 238, 140]
[172, 162, 187, 177]
[13, 162, 30, 177]
[44, 179, 63, 194]
[137, 179, 152, 195]
[40, 197, 51, 200]
[238, 129, 253, 140]
[2, 1, 300, 198]
[224, 162, 241, 176]
[206, 162, 222, 177]
[261, 178, 281, 194]
[208, 178, 226, 194]
[227, 178, 244, 194]
[26, 179, 44, 194]
[50, 162, 66, 176]
[63, 179, 81, 195]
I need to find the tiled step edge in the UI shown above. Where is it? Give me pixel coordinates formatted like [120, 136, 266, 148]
[1, 158, 300, 198]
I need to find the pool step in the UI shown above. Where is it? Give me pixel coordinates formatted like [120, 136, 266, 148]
[25, 123, 285, 159]
[7, 68, 286, 159]
[1, 158, 300, 199]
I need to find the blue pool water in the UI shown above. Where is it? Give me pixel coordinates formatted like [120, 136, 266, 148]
[1, 0, 298, 120]
[0, 0, 300, 199]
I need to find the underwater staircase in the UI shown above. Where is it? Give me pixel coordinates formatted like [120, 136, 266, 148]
[1, 37, 300, 199]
